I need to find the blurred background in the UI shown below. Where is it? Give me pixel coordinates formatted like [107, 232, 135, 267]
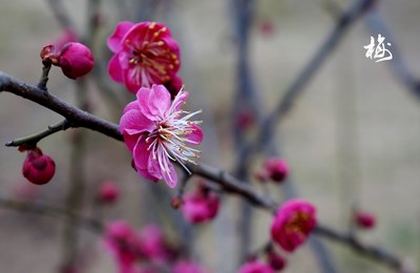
[0, 0, 419, 272]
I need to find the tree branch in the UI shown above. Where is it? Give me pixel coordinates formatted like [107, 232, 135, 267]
[5, 119, 70, 147]
[0, 71, 122, 141]
[0, 194, 102, 233]
[0, 71, 405, 271]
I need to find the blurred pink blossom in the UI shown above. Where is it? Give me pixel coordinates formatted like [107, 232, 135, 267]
[181, 185, 219, 224]
[271, 199, 316, 252]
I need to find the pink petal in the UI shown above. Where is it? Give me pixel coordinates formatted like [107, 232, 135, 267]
[119, 109, 154, 135]
[137, 85, 171, 121]
[123, 101, 139, 114]
[108, 54, 124, 83]
[162, 37, 180, 61]
[162, 162, 177, 188]
[122, 132, 138, 152]
[124, 66, 142, 93]
[133, 138, 152, 173]
[159, 155, 177, 188]
[147, 151, 163, 179]
[171, 91, 189, 112]
[107, 21, 135, 53]
[186, 124, 203, 145]
[122, 22, 150, 49]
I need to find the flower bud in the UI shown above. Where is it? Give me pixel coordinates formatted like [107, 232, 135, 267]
[354, 211, 376, 230]
[22, 148, 55, 185]
[264, 158, 289, 183]
[97, 181, 120, 204]
[58, 42, 94, 79]
[267, 251, 286, 271]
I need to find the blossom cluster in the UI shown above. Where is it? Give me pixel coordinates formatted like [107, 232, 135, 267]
[104, 221, 208, 273]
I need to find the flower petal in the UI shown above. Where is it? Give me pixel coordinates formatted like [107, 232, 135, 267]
[133, 138, 159, 181]
[119, 109, 154, 135]
[123, 101, 139, 114]
[122, 132, 138, 152]
[107, 21, 135, 53]
[108, 54, 124, 83]
[123, 66, 142, 93]
[186, 124, 203, 145]
[171, 90, 189, 112]
[137, 85, 171, 120]
[161, 160, 177, 188]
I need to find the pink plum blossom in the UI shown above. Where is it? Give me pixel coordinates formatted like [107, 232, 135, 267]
[181, 185, 219, 224]
[104, 221, 142, 273]
[119, 84, 203, 188]
[238, 260, 274, 273]
[173, 260, 208, 273]
[271, 199, 317, 252]
[107, 21, 181, 93]
[138, 225, 171, 262]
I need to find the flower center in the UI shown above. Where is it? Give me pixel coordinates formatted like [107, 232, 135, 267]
[128, 40, 178, 82]
[285, 212, 310, 234]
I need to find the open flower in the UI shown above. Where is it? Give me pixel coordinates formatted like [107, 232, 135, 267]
[181, 185, 219, 224]
[104, 221, 143, 273]
[107, 21, 181, 93]
[138, 225, 172, 263]
[119, 84, 203, 188]
[271, 199, 316, 252]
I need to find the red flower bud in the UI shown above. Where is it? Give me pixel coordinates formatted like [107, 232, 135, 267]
[354, 211, 376, 230]
[22, 148, 55, 185]
[264, 158, 289, 183]
[97, 181, 120, 204]
[267, 251, 287, 271]
[58, 42, 94, 79]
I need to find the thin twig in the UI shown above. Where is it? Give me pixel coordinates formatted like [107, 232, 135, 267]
[38, 62, 52, 91]
[5, 120, 70, 147]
